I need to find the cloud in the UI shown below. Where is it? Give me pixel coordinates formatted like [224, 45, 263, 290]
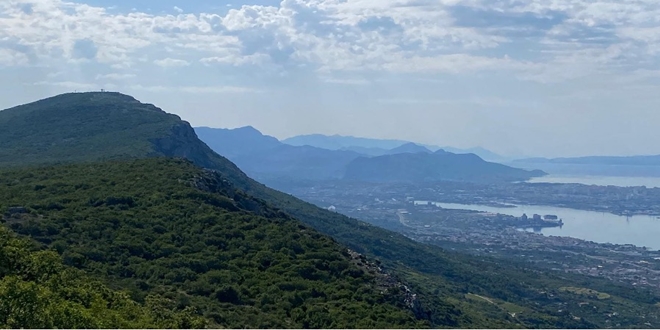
[0, 0, 659, 83]
[200, 53, 269, 66]
[0, 48, 29, 66]
[72, 39, 98, 60]
[130, 84, 258, 93]
[154, 58, 190, 67]
[321, 77, 371, 85]
[31, 81, 99, 90]
[95, 73, 136, 80]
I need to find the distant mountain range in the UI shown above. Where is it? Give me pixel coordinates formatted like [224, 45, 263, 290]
[195, 126, 361, 180]
[196, 127, 543, 183]
[282, 134, 507, 162]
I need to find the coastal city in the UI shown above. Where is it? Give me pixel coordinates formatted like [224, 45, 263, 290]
[273, 179, 660, 294]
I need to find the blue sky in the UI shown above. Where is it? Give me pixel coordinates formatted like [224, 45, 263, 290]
[1, 0, 660, 157]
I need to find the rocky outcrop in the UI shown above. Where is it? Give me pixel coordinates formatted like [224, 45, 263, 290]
[150, 122, 253, 191]
[346, 249, 427, 320]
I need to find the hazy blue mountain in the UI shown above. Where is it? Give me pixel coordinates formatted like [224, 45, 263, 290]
[386, 143, 432, 155]
[442, 146, 507, 162]
[345, 151, 545, 183]
[282, 134, 505, 162]
[194, 127, 361, 180]
[195, 126, 282, 159]
[339, 145, 389, 156]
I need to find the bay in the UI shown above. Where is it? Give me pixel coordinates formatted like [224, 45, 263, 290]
[422, 202, 660, 251]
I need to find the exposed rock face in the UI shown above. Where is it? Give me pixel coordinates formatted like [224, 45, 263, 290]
[150, 122, 253, 191]
[346, 249, 427, 320]
[151, 123, 215, 166]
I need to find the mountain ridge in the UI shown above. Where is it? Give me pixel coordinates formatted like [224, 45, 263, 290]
[344, 152, 545, 183]
[282, 133, 506, 161]
[193, 126, 361, 180]
[194, 127, 524, 182]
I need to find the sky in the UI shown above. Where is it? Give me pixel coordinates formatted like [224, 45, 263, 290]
[1, 0, 660, 158]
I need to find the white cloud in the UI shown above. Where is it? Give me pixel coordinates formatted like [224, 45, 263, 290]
[0, 48, 29, 66]
[130, 84, 258, 93]
[0, 0, 659, 83]
[321, 77, 371, 85]
[32, 81, 99, 90]
[95, 73, 136, 80]
[154, 58, 190, 67]
[200, 53, 269, 66]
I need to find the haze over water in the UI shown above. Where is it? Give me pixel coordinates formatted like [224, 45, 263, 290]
[528, 175, 660, 188]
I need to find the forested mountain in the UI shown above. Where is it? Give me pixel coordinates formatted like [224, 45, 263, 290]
[345, 150, 545, 183]
[1, 92, 659, 328]
[194, 126, 361, 180]
[0, 159, 422, 328]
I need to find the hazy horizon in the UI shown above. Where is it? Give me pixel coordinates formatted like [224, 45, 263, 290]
[2, 0, 660, 158]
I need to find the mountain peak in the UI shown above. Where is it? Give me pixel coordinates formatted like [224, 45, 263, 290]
[193, 126, 282, 159]
[43, 91, 139, 103]
[234, 125, 264, 135]
[387, 142, 432, 155]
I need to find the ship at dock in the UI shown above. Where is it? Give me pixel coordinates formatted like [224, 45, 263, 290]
[520, 213, 564, 227]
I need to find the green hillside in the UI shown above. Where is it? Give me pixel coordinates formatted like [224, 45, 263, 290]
[0, 226, 206, 328]
[0, 159, 423, 328]
[1, 92, 659, 328]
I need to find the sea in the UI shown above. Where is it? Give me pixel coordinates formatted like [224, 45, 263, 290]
[428, 202, 660, 251]
[417, 175, 660, 250]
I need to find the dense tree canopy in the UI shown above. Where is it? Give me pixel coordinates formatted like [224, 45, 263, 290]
[0, 226, 206, 328]
[0, 158, 423, 328]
